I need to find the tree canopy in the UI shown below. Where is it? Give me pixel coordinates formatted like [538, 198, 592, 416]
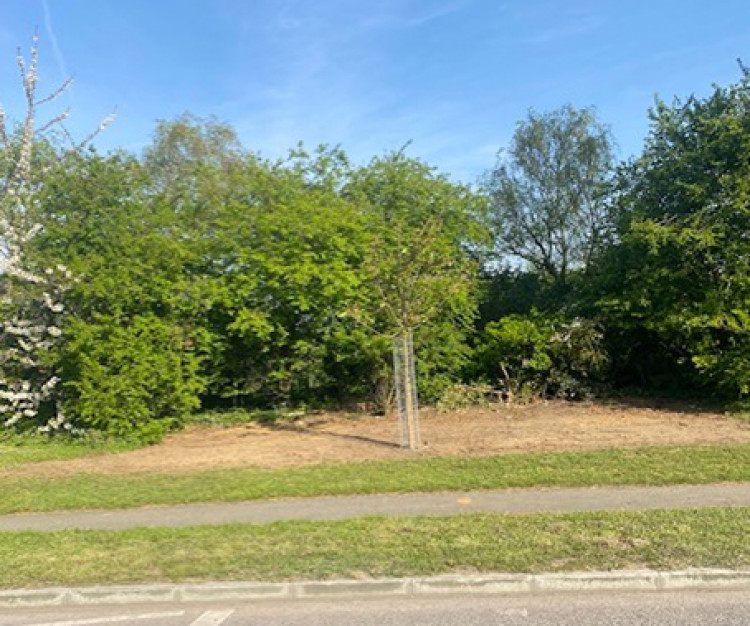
[486, 105, 614, 291]
[3, 48, 750, 441]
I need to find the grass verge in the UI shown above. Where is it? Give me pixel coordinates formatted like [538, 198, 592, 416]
[0, 437, 134, 469]
[2, 444, 750, 514]
[0, 507, 747, 588]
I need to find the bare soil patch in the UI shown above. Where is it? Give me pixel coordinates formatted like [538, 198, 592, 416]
[6, 399, 750, 478]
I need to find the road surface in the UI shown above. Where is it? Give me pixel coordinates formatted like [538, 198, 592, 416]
[2, 588, 750, 625]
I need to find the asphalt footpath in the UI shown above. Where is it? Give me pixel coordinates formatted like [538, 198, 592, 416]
[0, 482, 748, 532]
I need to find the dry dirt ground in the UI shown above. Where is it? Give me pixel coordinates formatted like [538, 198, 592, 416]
[8, 399, 750, 477]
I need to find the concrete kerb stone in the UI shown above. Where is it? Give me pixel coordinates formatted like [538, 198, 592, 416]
[0, 589, 66, 609]
[177, 581, 292, 602]
[1, 569, 750, 609]
[412, 573, 533, 595]
[65, 584, 177, 606]
[295, 578, 411, 598]
[658, 569, 750, 589]
[531, 570, 662, 592]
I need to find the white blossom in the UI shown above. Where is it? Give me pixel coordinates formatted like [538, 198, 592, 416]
[1, 37, 77, 433]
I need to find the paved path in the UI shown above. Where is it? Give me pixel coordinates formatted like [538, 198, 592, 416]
[1, 482, 749, 532]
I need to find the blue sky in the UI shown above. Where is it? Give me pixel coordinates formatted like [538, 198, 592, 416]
[1, 0, 749, 182]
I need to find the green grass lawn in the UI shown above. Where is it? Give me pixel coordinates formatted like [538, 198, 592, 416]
[0, 507, 747, 588]
[0, 437, 134, 469]
[3, 444, 750, 514]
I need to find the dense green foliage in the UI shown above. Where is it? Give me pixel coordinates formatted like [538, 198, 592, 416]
[593, 73, 750, 400]
[486, 105, 614, 292]
[473, 314, 607, 400]
[5, 68, 750, 439]
[481, 74, 750, 406]
[8, 118, 487, 437]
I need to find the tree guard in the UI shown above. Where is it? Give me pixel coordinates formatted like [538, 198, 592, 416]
[393, 329, 421, 450]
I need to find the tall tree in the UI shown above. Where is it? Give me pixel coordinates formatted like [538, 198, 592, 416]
[144, 113, 242, 193]
[0, 37, 79, 431]
[595, 72, 750, 399]
[486, 105, 615, 290]
[346, 152, 487, 447]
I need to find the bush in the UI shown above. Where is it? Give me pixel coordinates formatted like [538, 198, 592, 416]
[436, 383, 494, 411]
[57, 315, 205, 442]
[475, 314, 608, 401]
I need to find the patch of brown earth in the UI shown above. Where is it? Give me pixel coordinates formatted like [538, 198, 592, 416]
[7, 399, 750, 477]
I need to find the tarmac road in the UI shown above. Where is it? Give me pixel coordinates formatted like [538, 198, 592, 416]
[3, 588, 750, 626]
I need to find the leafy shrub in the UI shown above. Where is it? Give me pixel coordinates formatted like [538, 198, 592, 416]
[592, 72, 750, 401]
[475, 314, 608, 401]
[57, 315, 205, 442]
[436, 383, 494, 411]
[414, 320, 474, 405]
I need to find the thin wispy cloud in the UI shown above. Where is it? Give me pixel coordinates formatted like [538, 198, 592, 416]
[522, 14, 607, 45]
[225, 3, 390, 157]
[361, 0, 471, 30]
[407, 1, 469, 26]
[41, 0, 73, 100]
[222, 0, 487, 174]
[2, 0, 744, 182]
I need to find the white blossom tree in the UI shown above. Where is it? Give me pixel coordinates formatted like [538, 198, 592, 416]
[0, 35, 112, 431]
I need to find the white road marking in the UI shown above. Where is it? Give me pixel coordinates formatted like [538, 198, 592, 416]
[189, 611, 235, 626]
[28, 611, 185, 626]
